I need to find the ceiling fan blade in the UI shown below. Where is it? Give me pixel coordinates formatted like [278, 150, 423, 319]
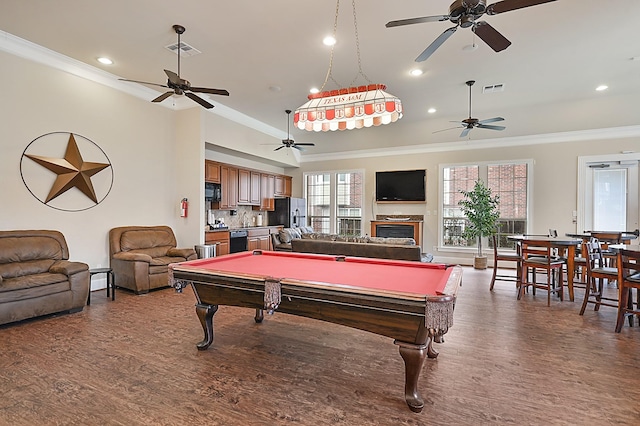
[478, 117, 505, 124]
[119, 78, 169, 89]
[386, 15, 449, 28]
[185, 92, 214, 109]
[473, 21, 511, 52]
[292, 145, 304, 151]
[190, 87, 230, 96]
[151, 91, 174, 103]
[433, 126, 464, 134]
[477, 124, 506, 131]
[164, 69, 180, 85]
[274, 146, 285, 151]
[294, 143, 315, 147]
[487, 0, 556, 15]
[416, 26, 457, 62]
[460, 127, 472, 138]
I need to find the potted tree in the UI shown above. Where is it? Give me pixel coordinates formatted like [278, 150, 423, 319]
[458, 180, 500, 269]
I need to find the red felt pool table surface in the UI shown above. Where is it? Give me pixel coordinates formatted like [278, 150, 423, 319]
[173, 250, 453, 298]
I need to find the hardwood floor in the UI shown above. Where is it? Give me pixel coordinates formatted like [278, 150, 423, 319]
[1, 266, 638, 425]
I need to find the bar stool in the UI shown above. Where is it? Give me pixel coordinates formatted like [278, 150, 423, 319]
[88, 267, 115, 304]
[490, 235, 521, 291]
[579, 239, 618, 316]
[518, 239, 566, 306]
[615, 248, 640, 332]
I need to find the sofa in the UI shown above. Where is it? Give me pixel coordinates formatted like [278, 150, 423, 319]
[0, 230, 90, 326]
[109, 225, 197, 294]
[274, 226, 433, 262]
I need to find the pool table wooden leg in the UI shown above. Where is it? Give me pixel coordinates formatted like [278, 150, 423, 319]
[195, 303, 218, 350]
[255, 308, 264, 323]
[395, 340, 429, 413]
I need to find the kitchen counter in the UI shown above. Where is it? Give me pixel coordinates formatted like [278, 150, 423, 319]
[205, 225, 280, 233]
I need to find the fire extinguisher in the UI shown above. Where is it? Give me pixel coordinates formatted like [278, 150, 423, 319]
[180, 198, 188, 218]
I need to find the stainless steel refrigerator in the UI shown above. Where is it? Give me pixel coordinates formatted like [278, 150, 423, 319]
[269, 197, 306, 228]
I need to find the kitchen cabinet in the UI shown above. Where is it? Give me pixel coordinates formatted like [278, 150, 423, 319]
[204, 159, 291, 209]
[265, 174, 276, 210]
[205, 231, 230, 256]
[238, 169, 261, 206]
[275, 175, 292, 197]
[217, 165, 237, 209]
[205, 160, 220, 183]
[247, 227, 271, 251]
[250, 171, 261, 205]
[254, 173, 275, 211]
[238, 168, 251, 204]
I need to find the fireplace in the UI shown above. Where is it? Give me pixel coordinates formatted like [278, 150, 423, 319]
[370, 219, 423, 247]
[375, 224, 415, 239]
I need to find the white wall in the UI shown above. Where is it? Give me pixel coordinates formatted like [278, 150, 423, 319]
[1, 52, 205, 289]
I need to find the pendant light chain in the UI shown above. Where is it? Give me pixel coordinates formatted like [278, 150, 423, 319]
[349, 0, 371, 87]
[319, 0, 342, 92]
[320, 0, 371, 92]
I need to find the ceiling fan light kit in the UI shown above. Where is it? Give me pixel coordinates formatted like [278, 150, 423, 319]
[119, 24, 229, 109]
[386, 0, 557, 62]
[294, 0, 402, 132]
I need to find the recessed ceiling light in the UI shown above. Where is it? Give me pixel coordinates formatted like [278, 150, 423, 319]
[427, 108, 436, 114]
[410, 69, 423, 76]
[310, 87, 320, 94]
[323, 36, 336, 46]
[269, 85, 282, 92]
[97, 57, 113, 65]
[596, 85, 608, 91]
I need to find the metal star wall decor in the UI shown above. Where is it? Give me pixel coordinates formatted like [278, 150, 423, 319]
[20, 132, 113, 211]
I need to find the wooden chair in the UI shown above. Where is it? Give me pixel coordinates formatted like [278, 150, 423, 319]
[579, 239, 619, 316]
[490, 235, 521, 291]
[518, 239, 566, 306]
[614, 248, 640, 332]
[590, 231, 622, 266]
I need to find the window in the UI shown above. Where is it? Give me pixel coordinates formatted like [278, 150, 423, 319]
[440, 161, 530, 251]
[305, 170, 364, 236]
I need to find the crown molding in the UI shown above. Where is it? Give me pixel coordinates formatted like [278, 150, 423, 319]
[0, 30, 286, 141]
[300, 125, 640, 163]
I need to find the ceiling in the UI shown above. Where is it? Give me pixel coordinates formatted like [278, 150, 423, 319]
[2, 0, 639, 156]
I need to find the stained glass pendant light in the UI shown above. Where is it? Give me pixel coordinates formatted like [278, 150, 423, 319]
[294, 0, 403, 132]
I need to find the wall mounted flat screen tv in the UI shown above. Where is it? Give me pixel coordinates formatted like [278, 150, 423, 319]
[375, 169, 426, 202]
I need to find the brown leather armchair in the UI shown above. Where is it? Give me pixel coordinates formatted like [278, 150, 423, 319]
[109, 226, 196, 294]
[0, 229, 89, 325]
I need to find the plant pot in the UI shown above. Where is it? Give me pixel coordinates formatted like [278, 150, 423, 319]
[474, 256, 488, 270]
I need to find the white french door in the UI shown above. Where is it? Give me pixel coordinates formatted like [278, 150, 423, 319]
[579, 154, 639, 232]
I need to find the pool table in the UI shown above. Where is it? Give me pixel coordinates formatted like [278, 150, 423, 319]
[169, 250, 462, 412]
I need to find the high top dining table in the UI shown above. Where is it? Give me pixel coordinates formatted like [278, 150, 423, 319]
[565, 231, 638, 246]
[507, 235, 583, 302]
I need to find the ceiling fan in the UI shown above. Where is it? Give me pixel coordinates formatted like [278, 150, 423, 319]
[386, 0, 557, 62]
[275, 110, 315, 151]
[119, 24, 229, 109]
[435, 80, 506, 138]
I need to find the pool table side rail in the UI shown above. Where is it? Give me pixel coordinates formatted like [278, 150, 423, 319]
[169, 263, 461, 303]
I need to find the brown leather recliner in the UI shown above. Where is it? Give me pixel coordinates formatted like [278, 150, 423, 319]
[109, 226, 196, 294]
[0, 229, 89, 325]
